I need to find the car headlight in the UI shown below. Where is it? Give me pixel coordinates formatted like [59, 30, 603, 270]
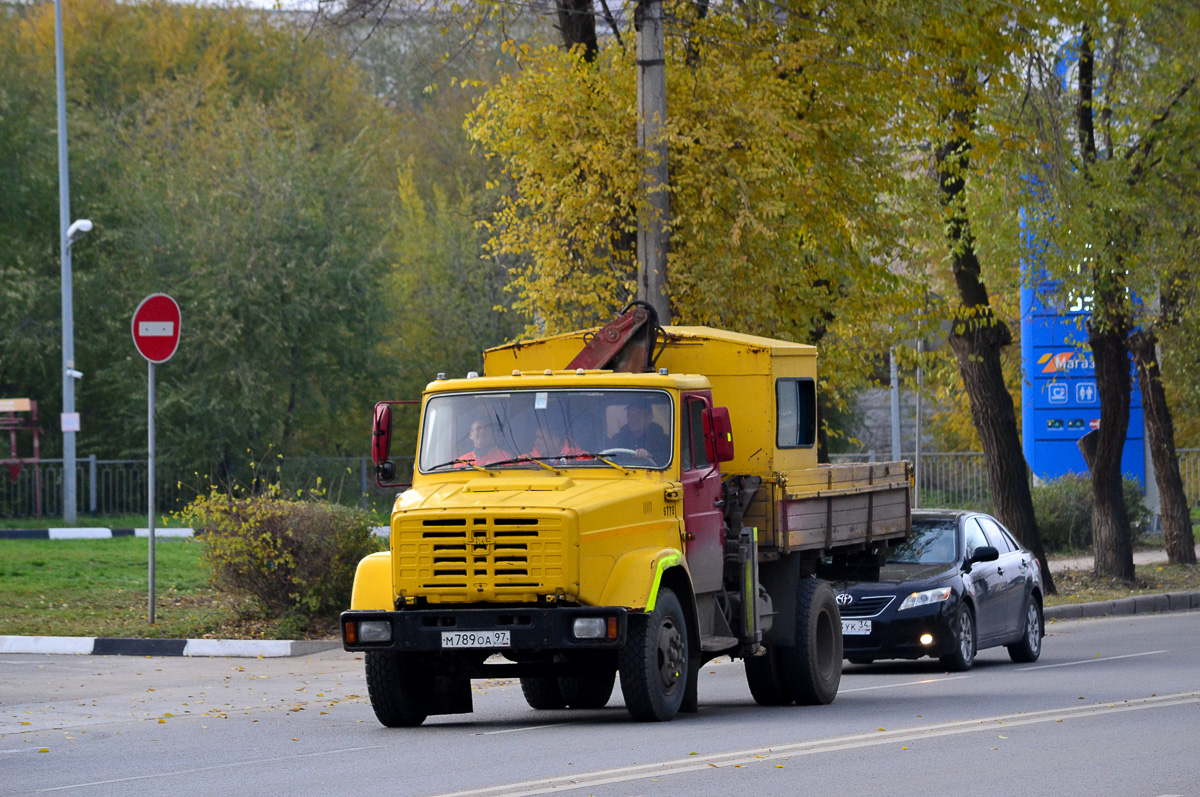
[897, 587, 953, 611]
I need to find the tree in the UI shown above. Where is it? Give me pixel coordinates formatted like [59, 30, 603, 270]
[1016, 4, 1200, 575]
[867, 2, 1060, 591]
[1, 0, 402, 473]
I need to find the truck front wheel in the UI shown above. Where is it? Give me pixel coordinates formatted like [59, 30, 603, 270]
[778, 578, 842, 705]
[364, 650, 430, 727]
[619, 587, 689, 721]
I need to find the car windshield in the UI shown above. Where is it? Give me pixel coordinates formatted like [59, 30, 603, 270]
[418, 388, 674, 473]
[887, 519, 959, 564]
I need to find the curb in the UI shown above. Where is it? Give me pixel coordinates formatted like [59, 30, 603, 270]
[0, 526, 390, 540]
[0, 635, 341, 658]
[1044, 590, 1200, 621]
[0, 527, 195, 540]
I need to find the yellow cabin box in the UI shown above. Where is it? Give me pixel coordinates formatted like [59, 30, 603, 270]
[486, 326, 910, 554]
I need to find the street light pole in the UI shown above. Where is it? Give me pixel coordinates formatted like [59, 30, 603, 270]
[54, 0, 85, 522]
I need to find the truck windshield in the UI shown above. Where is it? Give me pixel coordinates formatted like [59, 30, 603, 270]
[418, 388, 674, 473]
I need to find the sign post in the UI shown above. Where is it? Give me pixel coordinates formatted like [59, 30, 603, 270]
[132, 294, 181, 624]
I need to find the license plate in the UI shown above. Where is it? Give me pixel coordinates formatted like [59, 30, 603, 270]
[441, 630, 511, 648]
[841, 620, 872, 636]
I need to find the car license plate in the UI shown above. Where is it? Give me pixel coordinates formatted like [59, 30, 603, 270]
[841, 620, 872, 636]
[441, 630, 511, 648]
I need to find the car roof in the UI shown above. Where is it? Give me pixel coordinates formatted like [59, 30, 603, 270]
[911, 508, 974, 523]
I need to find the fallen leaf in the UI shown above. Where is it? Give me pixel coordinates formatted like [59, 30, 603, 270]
[38, 748, 50, 753]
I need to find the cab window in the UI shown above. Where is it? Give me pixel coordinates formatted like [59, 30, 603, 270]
[682, 397, 710, 471]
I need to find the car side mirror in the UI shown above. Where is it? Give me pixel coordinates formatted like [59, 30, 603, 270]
[372, 403, 392, 466]
[964, 545, 1000, 570]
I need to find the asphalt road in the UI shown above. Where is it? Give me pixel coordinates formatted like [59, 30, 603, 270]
[3, 611, 1198, 797]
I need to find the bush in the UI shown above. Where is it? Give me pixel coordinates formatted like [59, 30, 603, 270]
[1031, 473, 1149, 552]
[181, 490, 380, 622]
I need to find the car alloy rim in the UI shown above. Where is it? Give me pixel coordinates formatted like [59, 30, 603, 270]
[959, 611, 973, 661]
[1026, 603, 1041, 655]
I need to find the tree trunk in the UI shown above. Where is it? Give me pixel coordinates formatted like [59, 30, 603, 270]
[1084, 319, 1135, 581]
[935, 72, 1055, 594]
[1130, 331, 1196, 565]
[557, 0, 598, 62]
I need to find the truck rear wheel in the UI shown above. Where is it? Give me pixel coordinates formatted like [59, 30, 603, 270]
[778, 578, 842, 705]
[364, 650, 430, 727]
[560, 670, 616, 709]
[520, 676, 567, 710]
[744, 645, 794, 706]
[619, 587, 689, 722]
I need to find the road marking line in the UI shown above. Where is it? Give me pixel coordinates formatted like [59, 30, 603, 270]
[840, 676, 968, 692]
[1018, 650, 1167, 671]
[38, 746, 385, 792]
[431, 691, 1200, 797]
[478, 722, 576, 735]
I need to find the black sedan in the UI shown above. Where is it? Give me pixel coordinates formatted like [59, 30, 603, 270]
[835, 509, 1044, 670]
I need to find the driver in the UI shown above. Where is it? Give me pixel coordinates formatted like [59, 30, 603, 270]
[609, 399, 669, 463]
[460, 418, 512, 466]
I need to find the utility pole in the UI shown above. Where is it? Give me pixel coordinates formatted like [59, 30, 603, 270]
[636, 0, 670, 322]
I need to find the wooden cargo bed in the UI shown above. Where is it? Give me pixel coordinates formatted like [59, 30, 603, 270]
[743, 461, 911, 556]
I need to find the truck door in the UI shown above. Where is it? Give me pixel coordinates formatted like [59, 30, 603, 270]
[680, 393, 724, 594]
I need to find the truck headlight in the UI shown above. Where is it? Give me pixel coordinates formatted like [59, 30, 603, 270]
[572, 617, 616, 639]
[897, 587, 952, 612]
[358, 620, 393, 643]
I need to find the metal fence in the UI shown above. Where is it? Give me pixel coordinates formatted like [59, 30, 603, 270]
[6, 449, 1200, 521]
[831, 448, 1200, 511]
[0, 456, 415, 521]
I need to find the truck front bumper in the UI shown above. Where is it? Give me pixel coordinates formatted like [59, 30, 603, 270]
[341, 606, 628, 653]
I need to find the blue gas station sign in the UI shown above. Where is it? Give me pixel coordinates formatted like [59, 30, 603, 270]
[1020, 276, 1144, 483]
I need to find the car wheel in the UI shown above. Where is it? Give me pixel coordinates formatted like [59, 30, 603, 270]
[940, 604, 976, 672]
[619, 587, 689, 721]
[520, 676, 567, 710]
[778, 579, 843, 705]
[364, 651, 430, 727]
[559, 670, 616, 709]
[1006, 597, 1043, 663]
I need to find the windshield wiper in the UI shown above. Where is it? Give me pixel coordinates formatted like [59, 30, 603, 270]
[427, 457, 492, 473]
[486, 455, 563, 474]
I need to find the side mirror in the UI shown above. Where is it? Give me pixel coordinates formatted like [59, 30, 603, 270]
[703, 406, 735, 463]
[371, 403, 392, 466]
[964, 545, 1000, 570]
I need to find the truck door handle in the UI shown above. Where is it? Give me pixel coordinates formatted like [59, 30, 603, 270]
[997, 567, 1004, 576]
[713, 498, 724, 508]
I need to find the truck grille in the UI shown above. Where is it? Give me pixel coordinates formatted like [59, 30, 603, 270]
[393, 513, 571, 602]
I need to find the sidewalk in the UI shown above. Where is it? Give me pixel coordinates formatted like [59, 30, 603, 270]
[1047, 543, 1200, 572]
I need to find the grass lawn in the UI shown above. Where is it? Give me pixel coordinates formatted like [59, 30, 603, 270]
[0, 537, 256, 639]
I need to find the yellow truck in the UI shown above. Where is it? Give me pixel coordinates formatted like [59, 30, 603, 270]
[342, 304, 910, 725]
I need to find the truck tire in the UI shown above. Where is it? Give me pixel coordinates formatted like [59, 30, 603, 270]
[364, 650, 430, 727]
[778, 578, 842, 706]
[520, 676, 567, 710]
[559, 670, 616, 709]
[940, 604, 976, 672]
[619, 587, 689, 722]
[744, 645, 794, 706]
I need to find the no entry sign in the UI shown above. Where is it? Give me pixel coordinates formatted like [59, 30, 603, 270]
[131, 294, 181, 364]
